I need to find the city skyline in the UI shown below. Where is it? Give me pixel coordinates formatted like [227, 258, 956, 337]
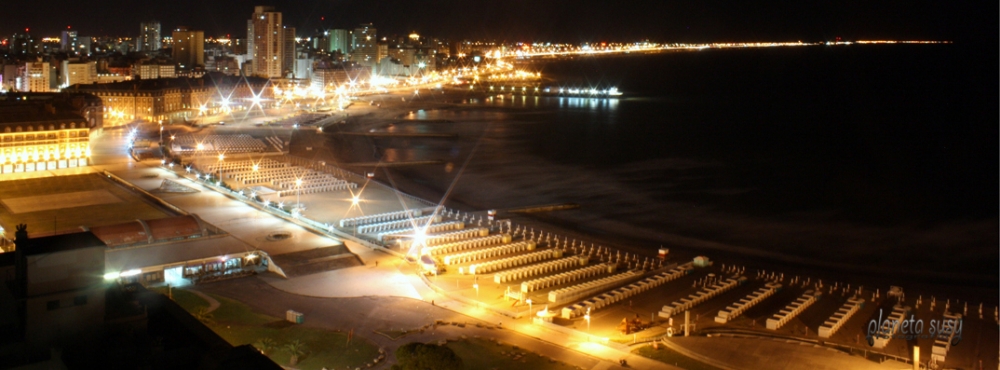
[1, 0, 988, 43]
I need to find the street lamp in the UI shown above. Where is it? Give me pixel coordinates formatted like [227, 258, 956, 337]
[585, 307, 591, 332]
[526, 299, 533, 319]
[473, 283, 479, 298]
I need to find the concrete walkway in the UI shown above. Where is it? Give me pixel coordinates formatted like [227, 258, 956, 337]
[248, 244, 680, 369]
[259, 262, 423, 299]
[188, 289, 221, 314]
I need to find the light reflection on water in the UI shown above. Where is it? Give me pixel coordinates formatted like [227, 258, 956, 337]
[471, 95, 621, 112]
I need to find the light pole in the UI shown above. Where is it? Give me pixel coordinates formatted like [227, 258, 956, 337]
[195, 142, 204, 172]
[526, 298, 533, 319]
[585, 307, 591, 332]
[295, 178, 303, 215]
[217, 153, 225, 187]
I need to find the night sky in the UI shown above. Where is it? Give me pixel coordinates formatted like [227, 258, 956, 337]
[5, 0, 993, 43]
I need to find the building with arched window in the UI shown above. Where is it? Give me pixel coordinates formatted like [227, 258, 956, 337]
[66, 74, 272, 126]
[0, 92, 102, 173]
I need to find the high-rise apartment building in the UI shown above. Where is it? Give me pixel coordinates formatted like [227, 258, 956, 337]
[172, 27, 205, 70]
[246, 20, 255, 60]
[351, 23, 378, 66]
[22, 62, 51, 92]
[139, 21, 162, 52]
[61, 30, 79, 53]
[59, 30, 90, 55]
[11, 32, 37, 55]
[328, 29, 350, 55]
[62, 61, 97, 87]
[282, 26, 295, 77]
[250, 6, 283, 78]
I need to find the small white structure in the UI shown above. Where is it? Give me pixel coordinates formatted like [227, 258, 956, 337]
[693, 256, 711, 268]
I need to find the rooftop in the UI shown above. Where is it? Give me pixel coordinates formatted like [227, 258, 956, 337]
[0, 105, 84, 126]
[20, 231, 106, 256]
[89, 215, 207, 248]
[0, 92, 98, 127]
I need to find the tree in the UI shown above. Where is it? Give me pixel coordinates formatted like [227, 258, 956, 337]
[392, 342, 462, 370]
[254, 338, 277, 356]
[194, 306, 214, 325]
[284, 339, 308, 366]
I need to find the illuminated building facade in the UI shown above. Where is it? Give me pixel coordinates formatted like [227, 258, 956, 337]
[67, 75, 272, 125]
[172, 27, 205, 70]
[0, 93, 102, 173]
[250, 6, 283, 78]
[21, 62, 52, 92]
[62, 61, 97, 87]
[351, 23, 378, 66]
[138, 64, 176, 79]
[60, 30, 78, 52]
[328, 29, 350, 55]
[310, 67, 370, 91]
[246, 20, 255, 60]
[139, 21, 162, 52]
[282, 26, 296, 77]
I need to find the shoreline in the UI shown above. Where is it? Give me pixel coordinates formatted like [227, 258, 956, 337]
[305, 89, 998, 302]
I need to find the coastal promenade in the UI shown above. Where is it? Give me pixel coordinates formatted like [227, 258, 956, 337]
[70, 114, 667, 369]
[17, 92, 993, 370]
[90, 152, 912, 369]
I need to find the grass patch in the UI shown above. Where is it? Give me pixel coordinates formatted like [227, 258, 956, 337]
[445, 338, 577, 370]
[170, 289, 380, 370]
[208, 294, 276, 326]
[150, 287, 209, 312]
[212, 323, 380, 369]
[633, 344, 724, 370]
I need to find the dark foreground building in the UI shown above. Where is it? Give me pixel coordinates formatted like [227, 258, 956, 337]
[0, 224, 280, 369]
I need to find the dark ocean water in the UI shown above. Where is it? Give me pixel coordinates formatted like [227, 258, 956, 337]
[304, 45, 998, 290]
